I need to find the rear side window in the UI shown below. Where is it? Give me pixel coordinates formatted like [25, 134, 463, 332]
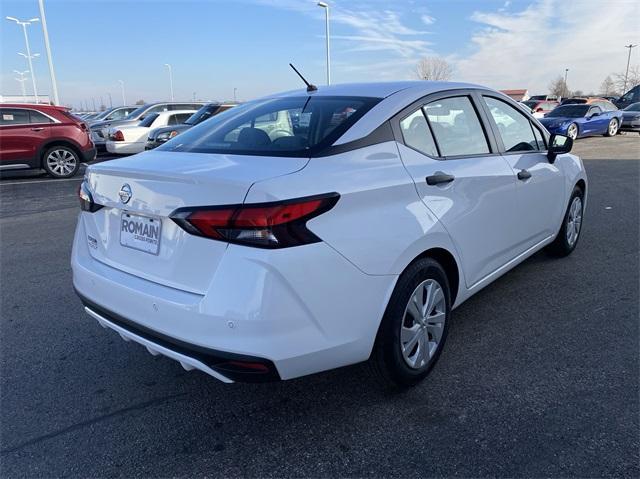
[29, 110, 54, 124]
[0, 108, 30, 125]
[483, 97, 539, 152]
[400, 109, 438, 157]
[424, 97, 490, 156]
[159, 96, 380, 157]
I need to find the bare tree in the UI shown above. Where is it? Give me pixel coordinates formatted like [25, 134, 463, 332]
[135, 99, 145, 105]
[416, 56, 453, 81]
[599, 76, 617, 96]
[548, 76, 569, 98]
[613, 65, 640, 93]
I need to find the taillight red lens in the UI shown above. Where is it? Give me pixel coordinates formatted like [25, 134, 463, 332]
[113, 130, 125, 141]
[170, 193, 339, 248]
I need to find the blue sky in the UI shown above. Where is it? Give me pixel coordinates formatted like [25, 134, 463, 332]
[0, 0, 638, 108]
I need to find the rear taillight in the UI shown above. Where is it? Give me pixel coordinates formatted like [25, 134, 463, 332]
[78, 181, 103, 213]
[170, 193, 339, 248]
[112, 130, 125, 141]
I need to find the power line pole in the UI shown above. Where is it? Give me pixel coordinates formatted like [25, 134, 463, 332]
[623, 44, 638, 93]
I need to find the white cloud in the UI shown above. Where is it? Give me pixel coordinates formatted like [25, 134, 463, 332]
[452, 0, 640, 94]
[421, 14, 436, 25]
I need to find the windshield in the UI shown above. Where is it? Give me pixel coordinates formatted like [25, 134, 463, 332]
[623, 102, 640, 111]
[92, 109, 113, 121]
[546, 105, 589, 118]
[185, 106, 217, 125]
[159, 96, 380, 157]
[138, 113, 160, 127]
[125, 105, 148, 120]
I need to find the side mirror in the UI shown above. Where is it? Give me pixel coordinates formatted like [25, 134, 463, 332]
[548, 133, 573, 163]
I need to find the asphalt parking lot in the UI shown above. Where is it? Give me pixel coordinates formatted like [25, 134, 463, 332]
[1, 137, 638, 478]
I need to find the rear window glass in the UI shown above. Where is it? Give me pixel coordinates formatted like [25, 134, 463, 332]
[29, 110, 54, 124]
[0, 108, 30, 125]
[139, 113, 160, 127]
[159, 96, 380, 157]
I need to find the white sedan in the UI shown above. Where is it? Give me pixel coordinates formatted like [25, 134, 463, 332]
[106, 110, 195, 154]
[73, 81, 586, 386]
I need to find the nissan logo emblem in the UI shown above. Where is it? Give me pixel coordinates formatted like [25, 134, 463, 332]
[119, 184, 132, 204]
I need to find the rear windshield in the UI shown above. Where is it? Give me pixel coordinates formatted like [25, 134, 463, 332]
[521, 101, 538, 109]
[546, 105, 589, 118]
[138, 113, 159, 127]
[158, 96, 380, 157]
[125, 105, 148, 119]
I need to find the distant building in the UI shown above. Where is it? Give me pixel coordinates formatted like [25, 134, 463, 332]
[0, 94, 52, 104]
[499, 89, 529, 102]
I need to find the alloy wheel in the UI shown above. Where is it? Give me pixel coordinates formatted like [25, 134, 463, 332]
[400, 279, 446, 369]
[46, 149, 77, 177]
[566, 196, 583, 247]
[567, 123, 578, 140]
[608, 119, 618, 136]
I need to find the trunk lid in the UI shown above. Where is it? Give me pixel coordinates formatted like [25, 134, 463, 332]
[82, 150, 308, 293]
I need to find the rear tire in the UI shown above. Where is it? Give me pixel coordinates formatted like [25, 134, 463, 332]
[42, 145, 80, 178]
[369, 258, 451, 388]
[605, 118, 618, 137]
[567, 123, 578, 140]
[547, 186, 584, 257]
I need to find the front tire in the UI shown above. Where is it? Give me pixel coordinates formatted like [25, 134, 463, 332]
[567, 123, 579, 140]
[42, 146, 80, 178]
[547, 186, 584, 257]
[369, 258, 451, 388]
[605, 118, 618, 137]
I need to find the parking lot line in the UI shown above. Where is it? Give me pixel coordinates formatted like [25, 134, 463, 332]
[0, 177, 83, 186]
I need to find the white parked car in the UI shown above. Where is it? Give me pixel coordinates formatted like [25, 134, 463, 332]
[106, 110, 196, 154]
[72, 81, 587, 386]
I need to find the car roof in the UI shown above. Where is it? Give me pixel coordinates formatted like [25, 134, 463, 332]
[0, 103, 67, 111]
[266, 81, 483, 100]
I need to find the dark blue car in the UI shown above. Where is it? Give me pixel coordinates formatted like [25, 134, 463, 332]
[539, 103, 623, 140]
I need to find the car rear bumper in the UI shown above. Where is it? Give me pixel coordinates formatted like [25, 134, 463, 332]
[81, 147, 97, 163]
[106, 141, 144, 155]
[71, 216, 396, 382]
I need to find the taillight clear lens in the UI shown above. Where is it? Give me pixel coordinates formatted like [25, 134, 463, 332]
[170, 193, 339, 248]
[78, 181, 103, 213]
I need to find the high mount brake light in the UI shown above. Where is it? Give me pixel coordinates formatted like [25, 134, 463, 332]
[78, 181, 103, 213]
[170, 193, 339, 248]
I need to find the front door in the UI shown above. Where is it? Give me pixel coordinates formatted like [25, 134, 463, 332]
[480, 95, 566, 251]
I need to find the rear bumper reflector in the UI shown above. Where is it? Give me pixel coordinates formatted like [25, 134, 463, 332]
[76, 291, 281, 383]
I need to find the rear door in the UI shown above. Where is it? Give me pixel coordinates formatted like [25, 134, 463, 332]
[394, 92, 520, 287]
[480, 95, 565, 250]
[0, 108, 51, 167]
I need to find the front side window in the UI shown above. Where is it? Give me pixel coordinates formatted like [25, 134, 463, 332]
[399, 109, 438, 157]
[159, 96, 379, 157]
[0, 109, 30, 125]
[588, 106, 602, 116]
[424, 96, 489, 156]
[483, 97, 539, 152]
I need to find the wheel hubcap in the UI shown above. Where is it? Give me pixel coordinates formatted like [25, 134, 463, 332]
[46, 149, 76, 176]
[400, 279, 446, 369]
[566, 196, 583, 247]
[609, 120, 618, 135]
[568, 124, 577, 139]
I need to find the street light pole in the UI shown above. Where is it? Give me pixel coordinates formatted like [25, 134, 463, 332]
[13, 70, 29, 96]
[563, 68, 569, 99]
[317, 2, 331, 85]
[233, 87, 237, 102]
[164, 64, 174, 101]
[37, 0, 59, 105]
[118, 80, 126, 105]
[623, 44, 638, 93]
[108, 92, 113, 108]
[7, 16, 40, 103]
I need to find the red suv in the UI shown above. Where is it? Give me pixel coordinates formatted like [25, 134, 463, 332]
[0, 104, 96, 178]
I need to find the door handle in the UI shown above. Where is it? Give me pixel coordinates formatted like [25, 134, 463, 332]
[517, 169, 532, 181]
[426, 173, 455, 185]
[31, 127, 44, 132]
